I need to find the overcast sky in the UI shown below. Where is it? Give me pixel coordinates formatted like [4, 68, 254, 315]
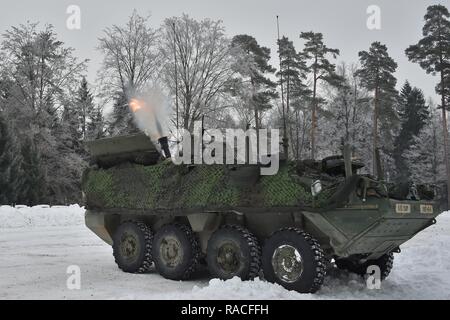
[0, 0, 446, 101]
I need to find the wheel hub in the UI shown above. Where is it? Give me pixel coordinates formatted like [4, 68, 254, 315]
[160, 236, 183, 267]
[120, 232, 140, 261]
[216, 242, 240, 274]
[271, 245, 303, 283]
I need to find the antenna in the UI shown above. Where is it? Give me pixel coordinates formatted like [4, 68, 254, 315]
[277, 15, 288, 158]
[172, 22, 180, 137]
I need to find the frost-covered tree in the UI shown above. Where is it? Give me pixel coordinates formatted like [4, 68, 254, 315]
[229, 35, 278, 132]
[61, 104, 83, 152]
[356, 42, 398, 176]
[318, 63, 372, 164]
[98, 11, 159, 96]
[107, 91, 138, 136]
[75, 77, 95, 141]
[403, 107, 445, 187]
[47, 113, 86, 204]
[160, 15, 236, 132]
[300, 32, 340, 159]
[17, 138, 46, 206]
[72, 77, 105, 142]
[0, 113, 22, 204]
[98, 11, 159, 134]
[86, 105, 106, 141]
[1, 22, 87, 204]
[393, 82, 429, 182]
[406, 4, 450, 207]
[1, 23, 87, 126]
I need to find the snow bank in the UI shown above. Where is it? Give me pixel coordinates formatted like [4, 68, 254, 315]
[0, 205, 85, 229]
[158, 277, 313, 300]
[161, 275, 378, 300]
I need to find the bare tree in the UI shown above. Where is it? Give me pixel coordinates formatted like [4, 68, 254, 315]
[160, 14, 235, 132]
[97, 11, 160, 99]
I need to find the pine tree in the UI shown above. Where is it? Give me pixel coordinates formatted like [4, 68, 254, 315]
[406, 4, 450, 207]
[0, 114, 22, 204]
[108, 91, 138, 136]
[61, 104, 83, 152]
[230, 35, 278, 151]
[300, 32, 340, 159]
[46, 116, 86, 204]
[18, 138, 46, 206]
[394, 82, 429, 181]
[227, 34, 278, 155]
[276, 36, 310, 158]
[87, 106, 106, 140]
[73, 77, 105, 142]
[277, 37, 310, 113]
[76, 77, 95, 141]
[356, 42, 398, 176]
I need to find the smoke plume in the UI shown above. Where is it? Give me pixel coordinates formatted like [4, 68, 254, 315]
[127, 86, 170, 141]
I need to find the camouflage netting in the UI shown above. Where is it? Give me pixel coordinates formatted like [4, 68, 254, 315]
[82, 161, 340, 211]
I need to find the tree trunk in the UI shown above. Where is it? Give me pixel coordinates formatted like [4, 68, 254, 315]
[311, 72, 317, 160]
[279, 82, 288, 158]
[82, 103, 86, 140]
[286, 70, 291, 157]
[184, 86, 191, 131]
[373, 85, 379, 176]
[254, 103, 260, 156]
[296, 110, 300, 160]
[352, 80, 358, 157]
[286, 70, 290, 114]
[441, 70, 450, 209]
[251, 80, 259, 156]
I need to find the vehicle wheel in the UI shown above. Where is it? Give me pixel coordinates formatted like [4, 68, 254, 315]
[206, 225, 261, 280]
[152, 223, 200, 280]
[262, 228, 326, 293]
[112, 221, 153, 273]
[335, 253, 394, 280]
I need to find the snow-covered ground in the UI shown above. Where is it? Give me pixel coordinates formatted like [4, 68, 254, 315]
[0, 205, 84, 228]
[0, 205, 449, 300]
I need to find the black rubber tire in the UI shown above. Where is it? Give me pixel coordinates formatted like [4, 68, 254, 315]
[112, 221, 153, 273]
[262, 228, 326, 293]
[152, 223, 200, 280]
[206, 225, 261, 280]
[335, 253, 394, 280]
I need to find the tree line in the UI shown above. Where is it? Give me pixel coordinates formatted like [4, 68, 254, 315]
[0, 5, 449, 206]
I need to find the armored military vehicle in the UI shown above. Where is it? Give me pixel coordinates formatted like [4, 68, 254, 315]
[82, 133, 441, 293]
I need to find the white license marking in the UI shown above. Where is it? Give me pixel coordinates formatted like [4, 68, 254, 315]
[396, 203, 411, 214]
[420, 205, 433, 214]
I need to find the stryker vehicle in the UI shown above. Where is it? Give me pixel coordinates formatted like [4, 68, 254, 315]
[82, 133, 441, 293]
